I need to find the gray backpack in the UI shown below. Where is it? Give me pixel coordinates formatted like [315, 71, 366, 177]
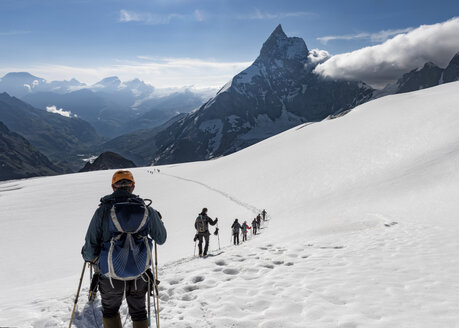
[196, 215, 208, 233]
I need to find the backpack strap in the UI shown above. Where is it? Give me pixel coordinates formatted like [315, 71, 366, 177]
[109, 201, 149, 234]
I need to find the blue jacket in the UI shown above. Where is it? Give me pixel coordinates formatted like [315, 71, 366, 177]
[81, 190, 167, 262]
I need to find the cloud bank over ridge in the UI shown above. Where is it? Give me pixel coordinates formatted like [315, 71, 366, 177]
[314, 17, 459, 88]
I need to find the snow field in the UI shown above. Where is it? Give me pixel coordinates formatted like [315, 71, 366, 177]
[1, 82, 459, 327]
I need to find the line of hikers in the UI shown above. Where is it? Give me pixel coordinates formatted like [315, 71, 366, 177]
[78, 170, 269, 328]
[194, 208, 268, 257]
[230, 210, 267, 245]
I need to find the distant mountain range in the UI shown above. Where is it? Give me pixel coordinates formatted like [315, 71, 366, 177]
[100, 113, 186, 166]
[92, 25, 459, 167]
[0, 92, 102, 171]
[1, 25, 458, 181]
[0, 121, 63, 181]
[0, 73, 210, 138]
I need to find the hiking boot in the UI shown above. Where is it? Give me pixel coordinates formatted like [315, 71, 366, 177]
[102, 313, 122, 328]
[133, 319, 148, 328]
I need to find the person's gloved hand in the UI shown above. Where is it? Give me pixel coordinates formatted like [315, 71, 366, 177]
[87, 257, 99, 265]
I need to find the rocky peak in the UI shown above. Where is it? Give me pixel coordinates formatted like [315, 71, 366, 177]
[79, 151, 136, 172]
[258, 24, 309, 64]
[94, 76, 122, 88]
[396, 61, 443, 93]
[443, 51, 459, 83]
[2, 72, 43, 81]
[448, 52, 459, 64]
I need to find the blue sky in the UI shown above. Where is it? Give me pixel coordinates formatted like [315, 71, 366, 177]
[0, 0, 458, 88]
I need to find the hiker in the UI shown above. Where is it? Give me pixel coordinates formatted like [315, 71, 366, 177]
[81, 170, 167, 328]
[257, 214, 262, 230]
[194, 208, 218, 257]
[262, 209, 267, 221]
[252, 218, 258, 235]
[241, 220, 251, 242]
[231, 219, 242, 245]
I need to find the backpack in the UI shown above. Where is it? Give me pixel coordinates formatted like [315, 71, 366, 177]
[196, 215, 208, 233]
[99, 197, 152, 280]
[232, 222, 239, 234]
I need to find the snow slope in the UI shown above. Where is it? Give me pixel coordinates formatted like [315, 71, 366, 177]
[1, 82, 459, 327]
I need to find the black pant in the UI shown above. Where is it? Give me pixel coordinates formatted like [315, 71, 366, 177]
[197, 232, 210, 256]
[99, 275, 148, 321]
[233, 233, 239, 245]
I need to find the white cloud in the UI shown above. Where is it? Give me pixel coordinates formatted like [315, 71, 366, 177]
[119, 10, 184, 25]
[239, 9, 316, 20]
[307, 49, 331, 64]
[369, 28, 415, 43]
[317, 28, 414, 44]
[0, 30, 31, 36]
[46, 106, 74, 118]
[0, 57, 253, 89]
[314, 17, 459, 88]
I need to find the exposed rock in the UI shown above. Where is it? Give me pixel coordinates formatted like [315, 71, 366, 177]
[443, 52, 459, 83]
[79, 151, 136, 172]
[396, 62, 444, 93]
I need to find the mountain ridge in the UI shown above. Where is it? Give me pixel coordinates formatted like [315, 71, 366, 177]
[150, 25, 374, 164]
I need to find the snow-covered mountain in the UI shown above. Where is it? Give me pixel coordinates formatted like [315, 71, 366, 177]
[0, 72, 47, 98]
[0, 72, 85, 96]
[152, 25, 374, 164]
[1, 81, 458, 327]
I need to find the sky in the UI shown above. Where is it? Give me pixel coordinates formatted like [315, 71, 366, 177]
[0, 0, 458, 89]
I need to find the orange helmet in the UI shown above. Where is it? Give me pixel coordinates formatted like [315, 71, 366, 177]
[112, 170, 135, 186]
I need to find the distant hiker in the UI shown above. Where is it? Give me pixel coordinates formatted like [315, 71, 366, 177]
[256, 214, 262, 230]
[82, 170, 167, 328]
[241, 221, 251, 241]
[194, 208, 218, 257]
[231, 219, 242, 245]
[252, 218, 258, 235]
[262, 209, 267, 221]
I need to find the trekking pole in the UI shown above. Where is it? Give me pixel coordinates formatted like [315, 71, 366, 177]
[216, 222, 221, 250]
[151, 280, 158, 328]
[147, 278, 151, 327]
[194, 240, 197, 257]
[69, 261, 87, 328]
[154, 242, 160, 328]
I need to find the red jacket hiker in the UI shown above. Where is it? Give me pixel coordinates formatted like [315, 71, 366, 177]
[241, 221, 251, 241]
